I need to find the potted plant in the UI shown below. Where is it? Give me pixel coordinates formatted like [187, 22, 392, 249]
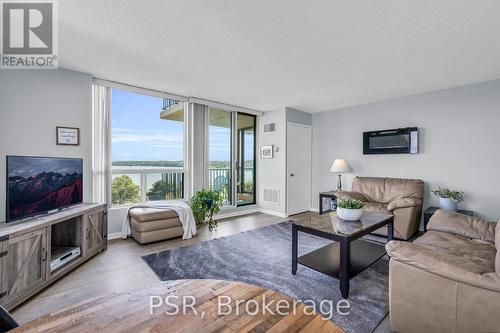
[432, 187, 464, 211]
[336, 199, 364, 221]
[191, 189, 224, 231]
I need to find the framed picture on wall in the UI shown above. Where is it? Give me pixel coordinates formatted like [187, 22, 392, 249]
[56, 126, 80, 146]
[260, 145, 274, 159]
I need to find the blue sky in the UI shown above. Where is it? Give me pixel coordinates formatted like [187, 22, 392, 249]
[111, 88, 253, 162]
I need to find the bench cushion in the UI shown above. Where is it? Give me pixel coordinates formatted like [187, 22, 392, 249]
[131, 227, 184, 244]
[129, 207, 178, 222]
[131, 217, 181, 232]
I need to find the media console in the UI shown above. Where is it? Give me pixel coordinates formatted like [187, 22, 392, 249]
[0, 203, 107, 310]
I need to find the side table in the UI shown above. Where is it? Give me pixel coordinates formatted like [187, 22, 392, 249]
[423, 207, 474, 232]
[319, 191, 336, 215]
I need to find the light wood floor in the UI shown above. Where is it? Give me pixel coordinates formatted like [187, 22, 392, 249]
[12, 211, 391, 332]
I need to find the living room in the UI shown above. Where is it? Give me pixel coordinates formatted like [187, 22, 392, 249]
[1, 1, 499, 333]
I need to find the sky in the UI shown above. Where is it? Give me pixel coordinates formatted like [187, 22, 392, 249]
[111, 88, 254, 163]
[8, 156, 83, 178]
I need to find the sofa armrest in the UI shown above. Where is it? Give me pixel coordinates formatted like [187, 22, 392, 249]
[387, 198, 422, 212]
[335, 191, 367, 202]
[386, 240, 500, 292]
[427, 209, 495, 243]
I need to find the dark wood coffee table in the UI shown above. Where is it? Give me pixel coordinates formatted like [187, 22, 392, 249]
[290, 212, 394, 298]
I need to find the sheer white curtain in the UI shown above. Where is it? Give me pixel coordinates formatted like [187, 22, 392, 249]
[92, 84, 111, 204]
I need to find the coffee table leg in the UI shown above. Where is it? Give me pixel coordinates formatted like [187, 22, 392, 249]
[292, 224, 298, 275]
[387, 219, 394, 241]
[339, 239, 350, 298]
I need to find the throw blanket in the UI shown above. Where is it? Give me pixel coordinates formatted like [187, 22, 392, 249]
[121, 200, 197, 240]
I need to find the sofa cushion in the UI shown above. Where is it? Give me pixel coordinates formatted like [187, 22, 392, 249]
[415, 230, 496, 274]
[362, 201, 390, 214]
[129, 207, 178, 222]
[496, 220, 500, 273]
[351, 176, 424, 204]
[428, 209, 495, 243]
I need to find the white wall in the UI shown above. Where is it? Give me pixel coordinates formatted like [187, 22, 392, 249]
[0, 69, 93, 222]
[258, 107, 312, 216]
[258, 108, 287, 215]
[312, 79, 500, 221]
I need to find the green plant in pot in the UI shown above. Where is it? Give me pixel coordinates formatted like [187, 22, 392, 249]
[432, 187, 464, 212]
[191, 189, 224, 231]
[336, 199, 364, 221]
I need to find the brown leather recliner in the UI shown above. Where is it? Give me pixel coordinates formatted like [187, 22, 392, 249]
[386, 210, 500, 333]
[336, 176, 424, 240]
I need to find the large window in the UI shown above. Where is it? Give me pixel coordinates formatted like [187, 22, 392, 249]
[111, 88, 185, 206]
[208, 108, 256, 206]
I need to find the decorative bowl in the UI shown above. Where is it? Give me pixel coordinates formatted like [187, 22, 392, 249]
[337, 207, 363, 221]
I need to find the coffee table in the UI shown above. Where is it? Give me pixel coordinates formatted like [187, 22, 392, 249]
[290, 212, 394, 298]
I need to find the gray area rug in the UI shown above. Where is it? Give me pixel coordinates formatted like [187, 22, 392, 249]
[142, 222, 389, 333]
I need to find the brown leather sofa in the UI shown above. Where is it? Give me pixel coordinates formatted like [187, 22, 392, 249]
[386, 209, 500, 333]
[336, 176, 424, 240]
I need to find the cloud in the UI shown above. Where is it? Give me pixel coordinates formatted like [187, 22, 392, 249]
[112, 132, 183, 143]
[111, 128, 134, 132]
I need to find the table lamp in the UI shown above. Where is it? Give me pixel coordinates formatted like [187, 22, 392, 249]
[330, 159, 349, 191]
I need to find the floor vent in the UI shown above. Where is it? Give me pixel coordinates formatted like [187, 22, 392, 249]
[263, 188, 279, 203]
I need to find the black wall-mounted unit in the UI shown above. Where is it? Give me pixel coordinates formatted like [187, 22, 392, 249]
[363, 127, 418, 155]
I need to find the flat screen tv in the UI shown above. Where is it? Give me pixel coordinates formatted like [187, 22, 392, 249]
[6, 156, 83, 222]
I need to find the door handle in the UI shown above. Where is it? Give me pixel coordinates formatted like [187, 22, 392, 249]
[290, 173, 295, 177]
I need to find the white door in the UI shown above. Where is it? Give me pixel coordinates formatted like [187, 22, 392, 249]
[287, 123, 312, 215]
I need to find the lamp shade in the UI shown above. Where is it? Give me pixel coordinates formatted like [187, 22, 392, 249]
[330, 159, 349, 173]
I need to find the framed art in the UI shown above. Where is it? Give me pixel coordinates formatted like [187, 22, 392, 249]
[56, 126, 80, 146]
[260, 145, 274, 159]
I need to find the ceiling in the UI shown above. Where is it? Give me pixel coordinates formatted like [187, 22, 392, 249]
[60, 0, 500, 113]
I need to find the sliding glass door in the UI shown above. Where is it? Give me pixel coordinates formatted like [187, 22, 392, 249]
[208, 109, 256, 207]
[208, 109, 233, 205]
[236, 113, 256, 206]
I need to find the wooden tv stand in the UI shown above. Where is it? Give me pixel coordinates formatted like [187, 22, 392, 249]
[0, 203, 107, 310]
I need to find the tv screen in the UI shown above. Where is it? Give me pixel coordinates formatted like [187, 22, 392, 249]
[7, 156, 83, 222]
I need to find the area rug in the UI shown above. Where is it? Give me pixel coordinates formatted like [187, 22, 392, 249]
[142, 222, 389, 333]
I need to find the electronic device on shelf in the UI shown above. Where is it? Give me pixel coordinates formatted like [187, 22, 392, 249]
[50, 246, 81, 272]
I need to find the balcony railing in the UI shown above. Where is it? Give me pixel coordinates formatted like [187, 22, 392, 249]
[111, 167, 253, 206]
[162, 98, 180, 110]
[111, 167, 184, 205]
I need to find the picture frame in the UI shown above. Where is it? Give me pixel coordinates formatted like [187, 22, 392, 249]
[56, 126, 80, 146]
[260, 145, 274, 159]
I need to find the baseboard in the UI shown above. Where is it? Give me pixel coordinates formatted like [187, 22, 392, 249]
[309, 207, 319, 213]
[259, 209, 288, 218]
[216, 208, 261, 220]
[107, 232, 122, 240]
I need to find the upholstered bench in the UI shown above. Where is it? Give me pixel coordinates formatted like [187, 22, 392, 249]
[129, 208, 183, 244]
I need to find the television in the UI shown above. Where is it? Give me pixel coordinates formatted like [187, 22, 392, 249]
[6, 156, 83, 222]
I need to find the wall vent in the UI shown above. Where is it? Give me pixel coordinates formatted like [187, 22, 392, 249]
[263, 188, 279, 203]
[264, 123, 276, 132]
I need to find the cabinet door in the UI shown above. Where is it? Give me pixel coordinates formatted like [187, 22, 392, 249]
[85, 210, 106, 255]
[3, 229, 47, 305]
[0, 238, 7, 306]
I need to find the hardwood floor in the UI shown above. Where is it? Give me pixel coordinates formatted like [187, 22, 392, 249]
[12, 211, 391, 332]
[13, 279, 343, 333]
[12, 212, 285, 324]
